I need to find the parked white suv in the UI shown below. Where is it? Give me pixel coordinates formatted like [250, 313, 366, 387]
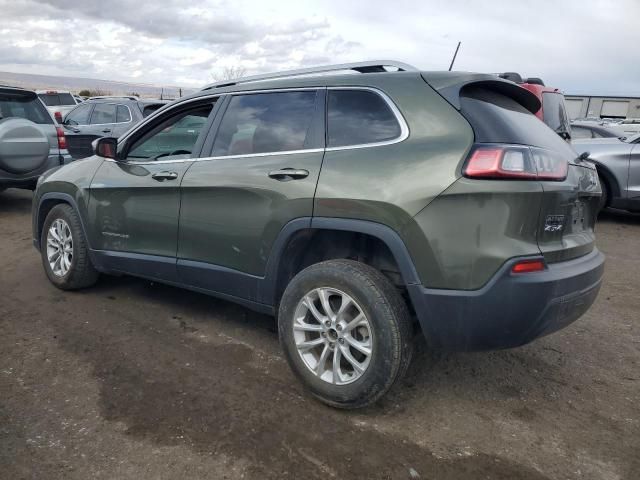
[36, 90, 79, 120]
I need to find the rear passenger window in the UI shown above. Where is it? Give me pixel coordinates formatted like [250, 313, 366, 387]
[327, 90, 402, 148]
[116, 105, 131, 123]
[90, 104, 117, 124]
[212, 91, 318, 156]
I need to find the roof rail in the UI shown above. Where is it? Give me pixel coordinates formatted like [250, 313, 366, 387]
[202, 60, 418, 90]
[88, 95, 139, 101]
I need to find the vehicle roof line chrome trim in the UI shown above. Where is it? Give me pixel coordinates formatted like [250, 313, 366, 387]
[109, 87, 408, 164]
[105, 148, 327, 165]
[201, 60, 419, 90]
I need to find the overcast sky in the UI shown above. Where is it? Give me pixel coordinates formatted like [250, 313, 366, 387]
[0, 0, 638, 94]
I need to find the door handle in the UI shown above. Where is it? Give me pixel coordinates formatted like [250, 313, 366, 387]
[151, 171, 179, 181]
[268, 168, 309, 180]
[102, 129, 112, 133]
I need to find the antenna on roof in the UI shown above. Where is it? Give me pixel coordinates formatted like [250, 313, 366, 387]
[448, 41, 461, 71]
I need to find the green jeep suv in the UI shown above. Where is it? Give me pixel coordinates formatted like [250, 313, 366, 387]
[32, 61, 604, 408]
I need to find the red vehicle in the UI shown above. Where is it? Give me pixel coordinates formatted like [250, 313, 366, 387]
[499, 73, 572, 140]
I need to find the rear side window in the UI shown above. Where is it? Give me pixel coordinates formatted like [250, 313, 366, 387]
[90, 104, 117, 124]
[212, 91, 318, 156]
[327, 90, 401, 148]
[116, 105, 131, 123]
[0, 92, 53, 124]
[65, 104, 92, 125]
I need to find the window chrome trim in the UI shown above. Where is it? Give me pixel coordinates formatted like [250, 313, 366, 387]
[112, 85, 409, 164]
[106, 148, 326, 165]
[324, 86, 409, 151]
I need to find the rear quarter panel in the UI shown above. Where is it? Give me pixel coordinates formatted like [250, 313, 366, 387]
[314, 74, 474, 234]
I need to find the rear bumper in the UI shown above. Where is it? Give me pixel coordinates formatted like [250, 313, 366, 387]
[408, 248, 604, 351]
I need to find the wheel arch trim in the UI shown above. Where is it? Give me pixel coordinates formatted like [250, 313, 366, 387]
[34, 192, 91, 251]
[259, 216, 421, 305]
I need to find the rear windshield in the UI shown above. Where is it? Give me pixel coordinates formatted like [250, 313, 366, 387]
[542, 92, 571, 138]
[460, 87, 575, 157]
[0, 91, 53, 124]
[38, 93, 76, 106]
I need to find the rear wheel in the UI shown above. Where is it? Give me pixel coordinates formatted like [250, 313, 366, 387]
[41, 204, 99, 290]
[278, 259, 413, 409]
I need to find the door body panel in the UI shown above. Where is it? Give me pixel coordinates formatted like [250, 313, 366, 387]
[177, 88, 325, 294]
[178, 150, 323, 278]
[88, 159, 193, 262]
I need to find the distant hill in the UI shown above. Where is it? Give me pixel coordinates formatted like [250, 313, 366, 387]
[0, 71, 196, 99]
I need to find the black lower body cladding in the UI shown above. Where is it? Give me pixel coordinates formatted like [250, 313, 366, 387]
[408, 249, 605, 351]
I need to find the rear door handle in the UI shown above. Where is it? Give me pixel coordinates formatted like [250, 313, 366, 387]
[102, 129, 112, 133]
[268, 168, 309, 180]
[151, 171, 179, 181]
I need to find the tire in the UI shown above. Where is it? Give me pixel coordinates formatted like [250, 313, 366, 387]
[597, 174, 609, 213]
[278, 259, 413, 409]
[40, 204, 99, 290]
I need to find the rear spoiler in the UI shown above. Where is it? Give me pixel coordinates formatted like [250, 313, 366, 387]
[421, 72, 541, 114]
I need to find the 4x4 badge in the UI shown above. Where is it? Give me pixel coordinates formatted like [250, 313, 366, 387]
[544, 215, 565, 232]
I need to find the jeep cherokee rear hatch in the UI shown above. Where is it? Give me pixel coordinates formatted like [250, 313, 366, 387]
[424, 74, 600, 264]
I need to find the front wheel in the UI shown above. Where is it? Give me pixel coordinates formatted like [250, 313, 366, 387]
[278, 259, 413, 409]
[41, 204, 99, 290]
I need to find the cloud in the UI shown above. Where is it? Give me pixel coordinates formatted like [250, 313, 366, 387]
[0, 0, 638, 94]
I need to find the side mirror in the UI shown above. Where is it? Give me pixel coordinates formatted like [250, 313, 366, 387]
[92, 137, 118, 159]
[578, 151, 590, 162]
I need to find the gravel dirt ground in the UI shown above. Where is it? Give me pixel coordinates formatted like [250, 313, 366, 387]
[1, 188, 638, 480]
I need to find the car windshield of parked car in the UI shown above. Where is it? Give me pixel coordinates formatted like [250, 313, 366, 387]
[212, 91, 318, 156]
[570, 125, 592, 139]
[0, 91, 53, 124]
[126, 105, 213, 161]
[38, 93, 76, 106]
[542, 92, 571, 138]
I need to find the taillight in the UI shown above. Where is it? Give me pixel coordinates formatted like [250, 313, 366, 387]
[56, 127, 67, 150]
[511, 259, 546, 274]
[54, 111, 63, 123]
[464, 145, 568, 181]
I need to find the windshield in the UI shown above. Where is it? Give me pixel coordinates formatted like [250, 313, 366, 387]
[542, 92, 571, 139]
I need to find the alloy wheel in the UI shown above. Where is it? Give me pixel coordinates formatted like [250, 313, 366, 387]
[46, 218, 73, 277]
[293, 287, 373, 385]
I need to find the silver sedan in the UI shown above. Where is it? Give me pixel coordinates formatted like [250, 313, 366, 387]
[573, 133, 640, 212]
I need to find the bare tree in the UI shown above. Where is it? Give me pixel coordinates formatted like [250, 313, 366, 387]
[211, 66, 247, 82]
